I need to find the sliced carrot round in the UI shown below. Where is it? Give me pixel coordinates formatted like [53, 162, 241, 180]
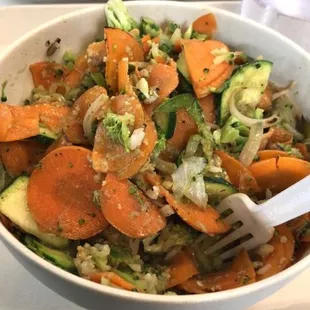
[181, 39, 233, 98]
[105, 28, 144, 93]
[257, 150, 289, 161]
[180, 249, 255, 293]
[193, 13, 217, 36]
[256, 224, 294, 281]
[92, 97, 156, 179]
[101, 173, 166, 238]
[0, 104, 40, 142]
[145, 172, 230, 235]
[147, 63, 179, 102]
[166, 109, 198, 153]
[0, 141, 45, 176]
[199, 94, 216, 124]
[64, 86, 108, 144]
[167, 250, 199, 289]
[27, 146, 108, 240]
[215, 150, 260, 195]
[248, 156, 310, 193]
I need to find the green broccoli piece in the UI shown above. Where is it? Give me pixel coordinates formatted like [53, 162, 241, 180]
[191, 30, 208, 41]
[152, 131, 166, 158]
[63, 51, 76, 70]
[142, 223, 197, 253]
[102, 112, 135, 152]
[166, 21, 179, 35]
[105, 0, 138, 32]
[140, 17, 162, 38]
[220, 116, 249, 144]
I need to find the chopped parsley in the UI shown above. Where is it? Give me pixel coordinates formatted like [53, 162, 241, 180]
[78, 218, 86, 225]
[128, 186, 138, 195]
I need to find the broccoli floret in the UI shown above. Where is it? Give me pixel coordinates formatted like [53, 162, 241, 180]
[220, 116, 249, 144]
[63, 51, 75, 70]
[102, 112, 135, 152]
[166, 21, 179, 35]
[140, 17, 162, 38]
[152, 131, 166, 158]
[191, 30, 208, 41]
[105, 0, 138, 32]
[142, 223, 196, 253]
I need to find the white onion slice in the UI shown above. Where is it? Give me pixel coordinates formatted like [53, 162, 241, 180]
[229, 89, 280, 128]
[239, 121, 264, 167]
[172, 157, 208, 208]
[83, 94, 109, 144]
[272, 81, 296, 101]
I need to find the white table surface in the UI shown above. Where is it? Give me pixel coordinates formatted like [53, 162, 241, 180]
[0, 2, 309, 310]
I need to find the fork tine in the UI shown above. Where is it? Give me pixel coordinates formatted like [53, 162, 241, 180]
[223, 213, 238, 225]
[220, 238, 256, 260]
[204, 226, 248, 256]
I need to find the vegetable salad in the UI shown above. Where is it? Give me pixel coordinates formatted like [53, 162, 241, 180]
[0, 0, 310, 295]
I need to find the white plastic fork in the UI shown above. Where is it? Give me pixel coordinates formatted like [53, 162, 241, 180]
[205, 175, 310, 260]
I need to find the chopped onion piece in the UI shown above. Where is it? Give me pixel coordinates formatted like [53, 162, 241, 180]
[272, 81, 296, 101]
[239, 121, 264, 167]
[83, 94, 109, 144]
[136, 78, 149, 99]
[129, 128, 145, 150]
[170, 28, 182, 45]
[160, 204, 175, 217]
[229, 89, 280, 128]
[172, 157, 208, 208]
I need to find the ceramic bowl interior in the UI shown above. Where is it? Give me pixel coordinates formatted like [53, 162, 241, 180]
[0, 2, 309, 309]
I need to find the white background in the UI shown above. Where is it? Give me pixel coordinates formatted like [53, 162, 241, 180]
[0, 2, 309, 310]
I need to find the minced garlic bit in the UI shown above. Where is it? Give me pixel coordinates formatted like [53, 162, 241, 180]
[255, 244, 274, 257]
[146, 186, 160, 200]
[129, 128, 145, 151]
[257, 264, 272, 275]
[280, 236, 288, 244]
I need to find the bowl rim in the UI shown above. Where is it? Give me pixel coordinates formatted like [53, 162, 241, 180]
[0, 0, 309, 304]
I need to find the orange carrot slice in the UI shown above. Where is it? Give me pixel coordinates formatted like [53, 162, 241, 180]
[30, 61, 67, 90]
[118, 59, 133, 95]
[63, 54, 88, 89]
[92, 95, 156, 179]
[64, 86, 108, 144]
[0, 104, 40, 142]
[105, 28, 144, 93]
[256, 224, 294, 280]
[45, 134, 72, 155]
[27, 146, 108, 239]
[248, 157, 310, 194]
[89, 272, 137, 291]
[167, 109, 198, 153]
[257, 150, 289, 161]
[193, 13, 217, 37]
[258, 85, 272, 110]
[147, 63, 179, 101]
[167, 250, 199, 288]
[141, 34, 151, 55]
[101, 173, 166, 238]
[199, 94, 216, 124]
[145, 172, 230, 235]
[181, 39, 233, 98]
[34, 103, 70, 135]
[180, 249, 255, 293]
[215, 150, 260, 195]
[0, 141, 45, 176]
[269, 126, 293, 145]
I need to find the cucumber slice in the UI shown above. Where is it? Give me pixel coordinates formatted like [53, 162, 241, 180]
[177, 51, 190, 82]
[153, 112, 176, 139]
[0, 177, 69, 249]
[217, 60, 273, 126]
[156, 93, 204, 125]
[36, 125, 58, 145]
[24, 235, 75, 272]
[204, 177, 236, 202]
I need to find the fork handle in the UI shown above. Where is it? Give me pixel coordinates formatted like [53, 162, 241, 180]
[251, 175, 310, 227]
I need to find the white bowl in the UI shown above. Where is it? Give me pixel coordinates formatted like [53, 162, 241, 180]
[0, 2, 309, 310]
